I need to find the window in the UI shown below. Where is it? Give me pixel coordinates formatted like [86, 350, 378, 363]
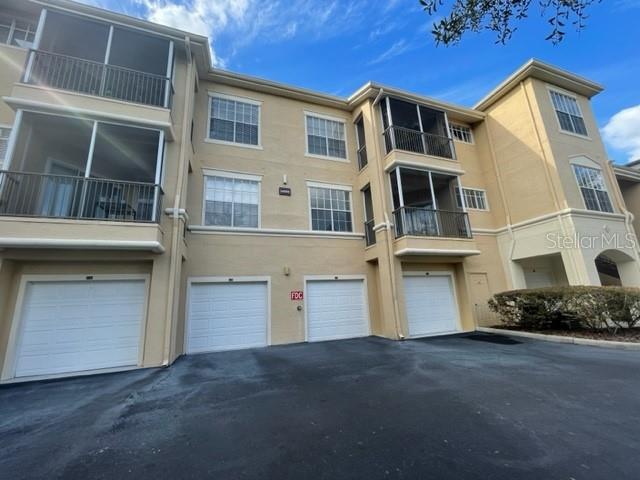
[362, 185, 375, 245]
[309, 185, 352, 232]
[355, 115, 367, 169]
[456, 187, 488, 210]
[305, 114, 347, 160]
[203, 172, 260, 227]
[572, 165, 613, 213]
[550, 90, 588, 136]
[449, 124, 473, 144]
[0, 16, 36, 48]
[208, 94, 260, 146]
[0, 126, 11, 163]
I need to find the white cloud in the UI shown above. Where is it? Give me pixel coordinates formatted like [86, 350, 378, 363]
[602, 104, 640, 162]
[367, 39, 410, 65]
[129, 0, 373, 67]
[136, 0, 251, 66]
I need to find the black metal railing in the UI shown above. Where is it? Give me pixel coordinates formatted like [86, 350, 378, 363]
[364, 219, 376, 246]
[383, 126, 455, 159]
[393, 206, 471, 239]
[357, 145, 368, 170]
[0, 171, 163, 223]
[25, 50, 173, 108]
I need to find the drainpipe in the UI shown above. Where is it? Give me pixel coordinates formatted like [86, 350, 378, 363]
[162, 37, 194, 366]
[370, 89, 404, 339]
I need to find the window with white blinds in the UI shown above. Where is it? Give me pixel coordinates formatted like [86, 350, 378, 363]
[209, 94, 260, 146]
[550, 90, 588, 136]
[572, 165, 613, 213]
[204, 174, 261, 227]
[309, 186, 353, 232]
[306, 114, 347, 160]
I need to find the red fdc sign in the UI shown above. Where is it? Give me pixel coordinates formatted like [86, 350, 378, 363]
[290, 290, 304, 301]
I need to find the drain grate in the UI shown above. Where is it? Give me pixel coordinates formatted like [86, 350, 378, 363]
[465, 333, 522, 345]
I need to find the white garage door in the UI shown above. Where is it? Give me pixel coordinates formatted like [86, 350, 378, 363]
[403, 274, 459, 337]
[14, 279, 146, 378]
[307, 279, 368, 342]
[187, 281, 268, 353]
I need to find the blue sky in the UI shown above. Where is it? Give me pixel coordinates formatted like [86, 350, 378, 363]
[86, 0, 640, 164]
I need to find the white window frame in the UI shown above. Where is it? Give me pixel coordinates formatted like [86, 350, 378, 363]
[0, 123, 13, 165]
[304, 111, 350, 163]
[201, 168, 263, 228]
[449, 123, 474, 144]
[0, 16, 37, 49]
[455, 187, 489, 211]
[547, 86, 590, 139]
[571, 163, 614, 213]
[306, 180, 354, 232]
[206, 91, 263, 150]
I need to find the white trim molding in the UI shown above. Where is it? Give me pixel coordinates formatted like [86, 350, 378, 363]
[188, 225, 365, 239]
[0, 238, 165, 253]
[395, 248, 481, 256]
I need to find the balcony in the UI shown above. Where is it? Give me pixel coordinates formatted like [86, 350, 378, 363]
[25, 50, 172, 108]
[380, 96, 456, 161]
[0, 111, 166, 251]
[393, 207, 470, 239]
[21, 9, 174, 109]
[383, 126, 454, 159]
[3, 109, 166, 221]
[0, 172, 162, 223]
[389, 166, 478, 257]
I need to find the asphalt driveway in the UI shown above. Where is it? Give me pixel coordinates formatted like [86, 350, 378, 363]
[2, 333, 640, 480]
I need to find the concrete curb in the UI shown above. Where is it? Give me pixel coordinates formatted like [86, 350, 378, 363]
[476, 327, 640, 350]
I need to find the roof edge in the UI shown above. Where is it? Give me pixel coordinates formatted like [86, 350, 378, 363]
[474, 59, 604, 111]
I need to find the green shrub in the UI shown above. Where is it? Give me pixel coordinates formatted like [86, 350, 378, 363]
[488, 286, 640, 332]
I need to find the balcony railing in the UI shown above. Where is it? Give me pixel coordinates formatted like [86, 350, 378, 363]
[364, 219, 376, 246]
[383, 126, 455, 159]
[393, 206, 471, 239]
[24, 50, 173, 108]
[0, 171, 163, 223]
[357, 145, 368, 170]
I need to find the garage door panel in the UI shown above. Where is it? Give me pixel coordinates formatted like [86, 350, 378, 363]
[14, 279, 146, 378]
[404, 275, 458, 337]
[307, 279, 368, 342]
[187, 282, 268, 354]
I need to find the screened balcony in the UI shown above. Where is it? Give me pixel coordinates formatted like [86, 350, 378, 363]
[23, 10, 174, 108]
[381, 97, 455, 159]
[0, 112, 164, 223]
[390, 167, 470, 239]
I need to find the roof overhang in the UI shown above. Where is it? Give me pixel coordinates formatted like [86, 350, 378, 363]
[614, 165, 640, 183]
[204, 69, 350, 110]
[474, 59, 604, 111]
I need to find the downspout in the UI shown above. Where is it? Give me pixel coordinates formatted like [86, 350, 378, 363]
[370, 89, 404, 339]
[162, 37, 194, 366]
[521, 81, 581, 282]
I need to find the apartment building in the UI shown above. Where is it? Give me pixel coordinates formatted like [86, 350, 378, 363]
[0, 0, 638, 382]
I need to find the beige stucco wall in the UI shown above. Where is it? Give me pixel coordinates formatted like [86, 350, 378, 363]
[483, 81, 560, 224]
